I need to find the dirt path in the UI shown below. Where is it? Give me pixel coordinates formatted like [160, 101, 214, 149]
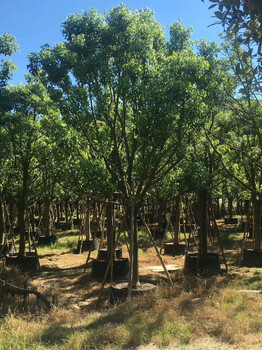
[32, 246, 184, 311]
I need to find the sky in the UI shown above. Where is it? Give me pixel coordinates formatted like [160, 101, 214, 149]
[0, 0, 223, 85]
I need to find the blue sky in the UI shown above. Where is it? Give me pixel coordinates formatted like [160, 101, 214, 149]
[0, 0, 222, 85]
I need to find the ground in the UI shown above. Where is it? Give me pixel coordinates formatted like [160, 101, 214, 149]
[1, 220, 262, 349]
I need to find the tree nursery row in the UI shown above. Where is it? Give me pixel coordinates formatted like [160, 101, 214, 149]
[0, 3, 262, 298]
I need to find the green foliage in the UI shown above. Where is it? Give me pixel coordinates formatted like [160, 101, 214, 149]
[204, 0, 262, 92]
[28, 4, 220, 205]
[0, 33, 19, 56]
[169, 19, 193, 53]
[0, 33, 19, 90]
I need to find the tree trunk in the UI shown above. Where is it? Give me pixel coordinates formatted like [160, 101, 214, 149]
[244, 200, 250, 216]
[30, 206, 35, 237]
[106, 202, 114, 261]
[42, 198, 51, 237]
[56, 203, 60, 223]
[83, 198, 91, 240]
[199, 189, 208, 258]
[9, 201, 14, 232]
[236, 200, 241, 215]
[221, 198, 225, 217]
[228, 197, 233, 218]
[76, 201, 79, 220]
[252, 194, 261, 251]
[127, 201, 140, 289]
[174, 194, 181, 245]
[216, 198, 220, 218]
[157, 202, 165, 230]
[132, 206, 139, 287]
[65, 199, 69, 225]
[18, 195, 26, 257]
[38, 202, 42, 220]
[0, 195, 5, 245]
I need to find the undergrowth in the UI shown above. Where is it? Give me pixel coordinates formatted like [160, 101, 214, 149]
[1, 228, 262, 349]
[1, 273, 262, 349]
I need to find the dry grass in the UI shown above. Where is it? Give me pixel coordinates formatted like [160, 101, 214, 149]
[1, 278, 262, 349]
[1, 227, 262, 349]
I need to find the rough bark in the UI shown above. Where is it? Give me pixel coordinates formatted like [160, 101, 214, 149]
[228, 197, 233, 218]
[221, 198, 225, 217]
[18, 195, 26, 257]
[56, 203, 60, 223]
[174, 194, 181, 245]
[83, 198, 91, 240]
[106, 202, 114, 261]
[65, 199, 69, 225]
[199, 189, 208, 258]
[252, 194, 261, 251]
[132, 206, 139, 286]
[41, 198, 51, 237]
[30, 206, 35, 236]
[0, 195, 5, 245]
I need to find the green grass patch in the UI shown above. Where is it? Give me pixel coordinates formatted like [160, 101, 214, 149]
[37, 236, 78, 253]
[221, 233, 241, 249]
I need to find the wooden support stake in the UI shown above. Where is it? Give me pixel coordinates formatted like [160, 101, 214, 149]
[140, 213, 173, 286]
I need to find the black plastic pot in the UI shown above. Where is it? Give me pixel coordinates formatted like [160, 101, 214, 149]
[97, 248, 122, 260]
[137, 219, 143, 227]
[5, 254, 40, 272]
[37, 235, 57, 246]
[94, 231, 103, 238]
[180, 224, 196, 233]
[55, 222, 73, 231]
[72, 219, 82, 227]
[184, 253, 221, 276]
[91, 258, 129, 281]
[0, 243, 14, 256]
[151, 229, 165, 240]
[224, 218, 239, 225]
[110, 282, 157, 305]
[242, 249, 262, 267]
[76, 239, 99, 253]
[145, 214, 154, 224]
[164, 243, 186, 256]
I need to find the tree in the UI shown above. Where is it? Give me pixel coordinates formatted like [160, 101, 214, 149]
[0, 33, 19, 90]
[204, 0, 262, 90]
[204, 0, 262, 252]
[0, 33, 19, 245]
[29, 5, 218, 285]
[169, 19, 193, 53]
[1, 82, 51, 256]
[203, 0, 262, 47]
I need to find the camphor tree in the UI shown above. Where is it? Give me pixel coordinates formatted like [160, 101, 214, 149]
[36, 102, 71, 237]
[0, 33, 19, 245]
[195, 39, 234, 258]
[0, 33, 19, 91]
[203, 0, 262, 49]
[204, 1, 262, 251]
[29, 5, 217, 286]
[1, 81, 54, 257]
[209, 100, 262, 250]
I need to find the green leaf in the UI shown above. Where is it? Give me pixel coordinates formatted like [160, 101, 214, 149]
[214, 11, 223, 20]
